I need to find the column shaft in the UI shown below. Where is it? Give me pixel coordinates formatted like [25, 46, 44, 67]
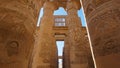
[65, 1, 94, 68]
[82, 0, 120, 68]
[0, 0, 41, 68]
[32, 1, 58, 68]
[63, 37, 70, 68]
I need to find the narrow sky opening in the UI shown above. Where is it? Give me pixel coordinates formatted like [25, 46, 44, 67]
[37, 8, 43, 27]
[78, 9, 86, 26]
[56, 41, 64, 56]
[56, 41, 64, 68]
[58, 59, 63, 68]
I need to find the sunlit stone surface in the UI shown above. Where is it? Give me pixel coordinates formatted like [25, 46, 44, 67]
[0, 0, 42, 68]
[63, 1, 94, 68]
[82, 0, 120, 68]
[0, 0, 119, 68]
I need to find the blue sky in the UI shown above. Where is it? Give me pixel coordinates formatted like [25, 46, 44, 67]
[56, 41, 64, 56]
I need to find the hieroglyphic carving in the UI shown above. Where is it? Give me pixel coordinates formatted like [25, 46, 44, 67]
[32, 2, 58, 68]
[92, 0, 111, 7]
[0, 0, 39, 68]
[93, 37, 120, 56]
[0, 58, 17, 64]
[37, 65, 50, 68]
[66, 1, 94, 68]
[89, 9, 120, 35]
[74, 52, 88, 64]
[6, 41, 19, 56]
[26, 0, 38, 18]
[11, 24, 26, 34]
[39, 42, 51, 63]
[86, 3, 95, 16]
[90, 9, 120, 56]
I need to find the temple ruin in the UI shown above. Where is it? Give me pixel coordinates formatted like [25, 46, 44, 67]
[0, 0, 120, 68]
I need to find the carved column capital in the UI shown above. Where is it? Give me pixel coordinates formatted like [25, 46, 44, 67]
[43, 1, 58, 11]
[66, 1, 80, 16]
[66, 1, 80, 12]
[42, 1, 58, 17]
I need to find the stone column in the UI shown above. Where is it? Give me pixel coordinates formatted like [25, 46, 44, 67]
[63, 37, 70, 68]
[66, 1, 94, 68]
[32, 1, 58, 68]
[82, 0, 120, 68]
[0, 0, 42, 68]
